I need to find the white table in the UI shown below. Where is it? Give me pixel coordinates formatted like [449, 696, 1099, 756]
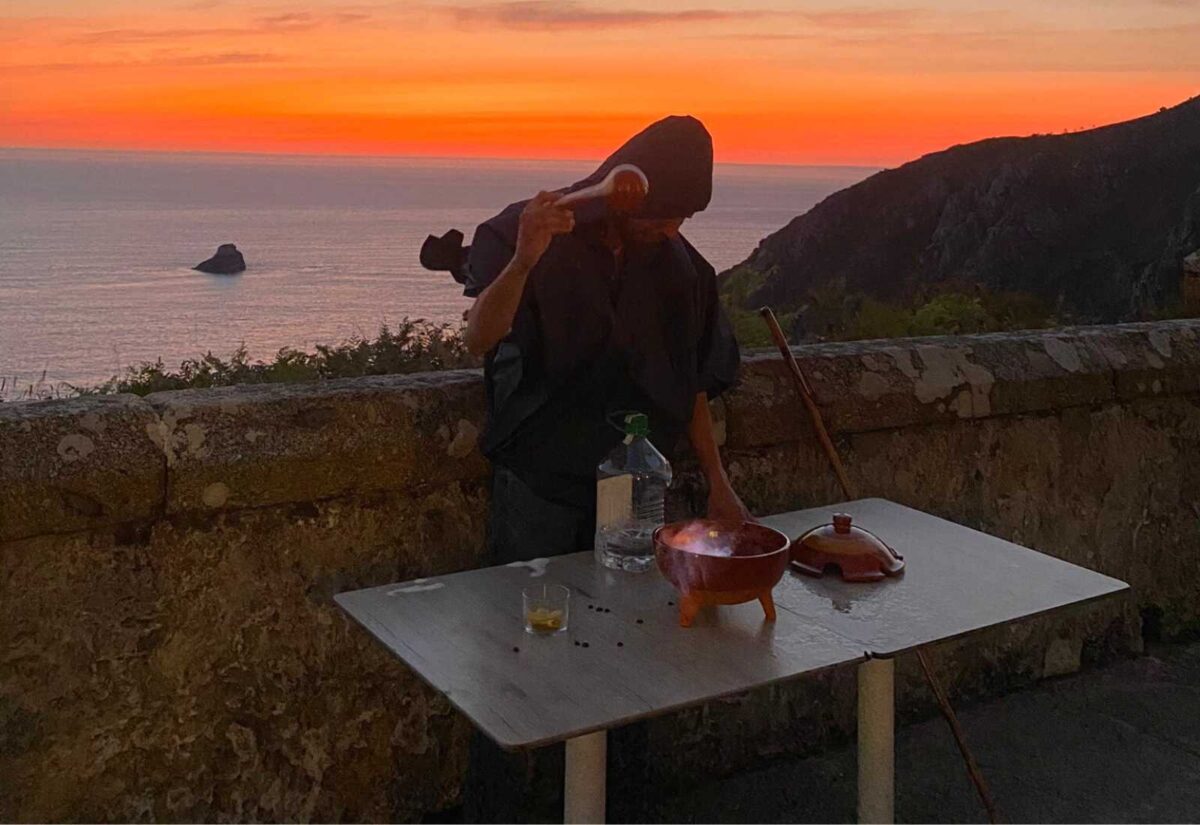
[335, 498, 1128, 823]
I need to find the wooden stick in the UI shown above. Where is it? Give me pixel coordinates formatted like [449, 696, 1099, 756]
[916, 648, 1000, 823]
[758, 307, 856, 500]
[760, 306, 1000, 824]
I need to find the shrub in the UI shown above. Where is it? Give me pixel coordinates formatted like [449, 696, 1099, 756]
[909, 293, 993, 336]
[720, 270, 1059, 346]
[0, 320, 481, 402]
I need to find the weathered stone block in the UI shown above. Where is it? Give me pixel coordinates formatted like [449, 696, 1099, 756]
[0, 482, 487, 822]
[1090, 320, 1200, 400]
[144, 371, 488, 515]
[723, 344, 956, 447]
[1043, 636, 1083, 677]
[978, 329, 1114, 414]
[0, 394, 163, 542]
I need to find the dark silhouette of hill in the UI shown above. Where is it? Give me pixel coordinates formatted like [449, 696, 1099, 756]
[731, 96, 1200, 323]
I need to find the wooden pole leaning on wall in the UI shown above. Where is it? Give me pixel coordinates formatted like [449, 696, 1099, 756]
[758, 306, 1000, 824]
[758, 307, 854, 500]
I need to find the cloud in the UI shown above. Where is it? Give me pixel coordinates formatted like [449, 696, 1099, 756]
[699, 18, 1200, 73]
[1099, 0, 1200, 6]
[440, 1, 771, 29]
[71, 9, 372, 44]
[801, 8, 924, 29]
[73, 27, 248, 44]
[8, 51, 284, 71]
[258, 9, 373, 27]
[165, 50, 283, 66]
[434, 2, 927, 32]
[258, 11, 313, 24]
[255, 11, 318, 30]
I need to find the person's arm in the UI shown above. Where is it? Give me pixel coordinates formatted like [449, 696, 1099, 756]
[686, 391, 753, 523]
[465, 191, 573, 356]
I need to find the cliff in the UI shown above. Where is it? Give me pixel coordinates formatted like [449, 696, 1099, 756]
[732, 96, 1200, 323]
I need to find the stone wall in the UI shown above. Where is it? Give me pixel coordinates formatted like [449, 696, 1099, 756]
[2, 320, 1197, 821]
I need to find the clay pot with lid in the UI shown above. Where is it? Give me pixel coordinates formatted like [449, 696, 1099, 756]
[790, 513, 905, 582]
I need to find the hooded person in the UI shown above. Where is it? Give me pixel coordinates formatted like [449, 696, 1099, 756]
[460, 115, 749, 565]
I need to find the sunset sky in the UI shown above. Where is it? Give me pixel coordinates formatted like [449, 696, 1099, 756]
[3, 0, 1198, 165]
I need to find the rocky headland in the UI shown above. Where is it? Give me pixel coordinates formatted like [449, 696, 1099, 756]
[725, 96, 1200, 327]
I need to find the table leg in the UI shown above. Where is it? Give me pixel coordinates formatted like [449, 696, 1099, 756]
[858, 656, 895, 824]
[564, 730, 606, 823]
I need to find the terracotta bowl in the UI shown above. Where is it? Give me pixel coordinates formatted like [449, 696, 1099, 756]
[654, 519, 791, 627]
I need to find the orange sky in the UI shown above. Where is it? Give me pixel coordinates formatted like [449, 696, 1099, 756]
[2, 1, 1198, 165]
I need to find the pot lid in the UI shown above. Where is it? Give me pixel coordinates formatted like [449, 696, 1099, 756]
[790, 513, 905, 582]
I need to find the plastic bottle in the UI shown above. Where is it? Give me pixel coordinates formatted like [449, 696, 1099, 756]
[594, 412, 673, 572]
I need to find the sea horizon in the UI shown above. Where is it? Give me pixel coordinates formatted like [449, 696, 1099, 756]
[0, 144, 884, 175]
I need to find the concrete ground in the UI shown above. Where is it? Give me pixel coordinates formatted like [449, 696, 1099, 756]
[631, 642, 1200, 823]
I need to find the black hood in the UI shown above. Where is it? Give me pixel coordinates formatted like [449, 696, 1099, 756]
[562, 115, 714, 222]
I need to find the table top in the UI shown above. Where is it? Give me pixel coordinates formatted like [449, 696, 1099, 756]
[335, 498, 1127, 749]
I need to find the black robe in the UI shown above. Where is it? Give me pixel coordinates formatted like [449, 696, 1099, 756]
[464, 115, 740, 508]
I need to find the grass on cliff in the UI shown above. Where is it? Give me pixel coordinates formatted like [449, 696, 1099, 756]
[0, 320, 478, 402]
[0, 373, 69, 404]
[719, 264, 799, 348]
[95, 319, 479, 396]
[719, 266, 1063, 346]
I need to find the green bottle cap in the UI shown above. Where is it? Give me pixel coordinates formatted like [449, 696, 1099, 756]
[624, 412, 650, 438]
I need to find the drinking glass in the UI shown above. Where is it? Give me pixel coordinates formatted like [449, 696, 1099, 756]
[523, 584, 570, 634]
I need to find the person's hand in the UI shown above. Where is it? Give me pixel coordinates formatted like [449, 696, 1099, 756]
[707, 477, 754, 524]
[514, 191, 574, 270]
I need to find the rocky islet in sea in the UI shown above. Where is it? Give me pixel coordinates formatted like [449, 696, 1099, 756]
[194, 243, 246, 275]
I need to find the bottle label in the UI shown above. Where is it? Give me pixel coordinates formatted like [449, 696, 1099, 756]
[596, 475, 634, 529]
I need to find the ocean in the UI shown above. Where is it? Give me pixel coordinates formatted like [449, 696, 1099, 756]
[0, 148, 872, 389]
